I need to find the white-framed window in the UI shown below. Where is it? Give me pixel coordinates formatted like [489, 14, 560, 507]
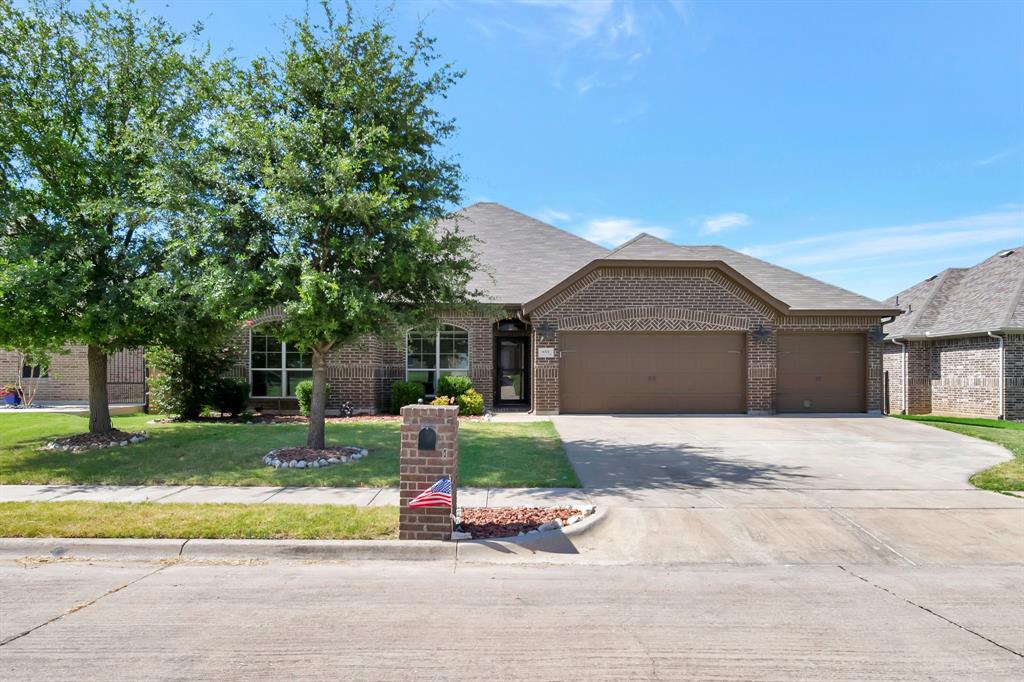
[407, 324, 470, 396]
[250, 330, 312, 397]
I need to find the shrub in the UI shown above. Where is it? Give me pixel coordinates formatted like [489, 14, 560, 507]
[212, 378, 250, 417]
[437, 375, 473, 398]
[456, 388, 484, 416]
[431, 395, 455, 406]
[295, 379, 331, 417]
[390, 381, 425, 414]
[146, 344, 234, 420]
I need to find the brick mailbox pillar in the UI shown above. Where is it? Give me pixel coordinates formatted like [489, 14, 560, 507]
[399, 404, 459, 540]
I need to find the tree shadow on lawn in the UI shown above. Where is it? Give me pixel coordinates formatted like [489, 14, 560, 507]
[564, 439, 813, 502]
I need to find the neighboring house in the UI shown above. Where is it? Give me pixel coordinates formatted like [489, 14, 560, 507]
[0, 347, 146, 405]
[882, 247, 1024, 421]
[1, 202, 902, 415]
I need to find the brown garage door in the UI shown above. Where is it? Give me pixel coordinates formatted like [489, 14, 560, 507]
[777, 333, 865, 413]
[559, 333, 745, 414]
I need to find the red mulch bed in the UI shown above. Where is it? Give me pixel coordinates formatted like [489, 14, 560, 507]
[49, 430, 143, 449]
[273, 446, 363, 462]
[457, 507, 582, 539]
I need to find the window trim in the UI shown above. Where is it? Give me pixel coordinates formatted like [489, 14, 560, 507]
[249, 330, 312, 398]
[405, 324, 470, 396]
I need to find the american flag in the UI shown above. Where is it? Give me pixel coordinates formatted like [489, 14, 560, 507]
[409, 478, 452, 509]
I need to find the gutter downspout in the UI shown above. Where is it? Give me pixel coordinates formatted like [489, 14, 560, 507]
[987, 331, 1005, 420]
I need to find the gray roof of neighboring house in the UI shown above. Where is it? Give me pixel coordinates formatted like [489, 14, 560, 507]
[446, 202, 608, 305]
[600, 233, 896, 313]
[448, 203, 899, 314]
[884, 246, 1024, 338]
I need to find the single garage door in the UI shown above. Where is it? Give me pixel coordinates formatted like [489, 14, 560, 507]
[560, 332, 745, 414]
[777, 333, 865, 413]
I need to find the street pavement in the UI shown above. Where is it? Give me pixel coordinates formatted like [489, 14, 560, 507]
[0, 560, 1021, 680]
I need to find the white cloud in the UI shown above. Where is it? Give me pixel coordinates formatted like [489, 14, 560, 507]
[577, 217, 671, 247]
[741, 210, 1024, 267]
[701, 212, 751, 234]
[535, 208, 572, 223]
[575, 72, 604, 94]
[975, 148, 1015, 167]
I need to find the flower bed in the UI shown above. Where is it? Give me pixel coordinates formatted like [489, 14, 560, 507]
[455, 505, 596, 539]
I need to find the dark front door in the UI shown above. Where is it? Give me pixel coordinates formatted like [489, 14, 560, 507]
[496, 338, 528, 404]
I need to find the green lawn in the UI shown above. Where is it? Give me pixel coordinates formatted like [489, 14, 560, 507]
[0, 413, 579, 488]
[896, 415, 1024, 491]
[0, 501, 397, 539]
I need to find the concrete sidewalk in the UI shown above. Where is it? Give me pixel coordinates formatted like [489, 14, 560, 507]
[0, 484, 591, 508]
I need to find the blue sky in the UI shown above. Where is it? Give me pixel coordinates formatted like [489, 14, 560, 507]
[101, 1, 1023, 299]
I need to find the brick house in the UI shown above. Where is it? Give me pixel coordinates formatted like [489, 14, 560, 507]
[1, 203, 903, 415]
[882, 247, 1024, 421]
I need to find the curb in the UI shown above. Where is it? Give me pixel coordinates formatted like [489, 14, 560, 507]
[0, 510, 606, 563]
[0, 538, 187, 561]
[0, 537, 456, 562]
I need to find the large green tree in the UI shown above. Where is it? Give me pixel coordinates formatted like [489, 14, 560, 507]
[0, 0, 231, 432]
[232, 3, 479, 449]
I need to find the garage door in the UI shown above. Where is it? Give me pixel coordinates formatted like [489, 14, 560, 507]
[559, 333, 745, 414]
[777, 333, 865, 413]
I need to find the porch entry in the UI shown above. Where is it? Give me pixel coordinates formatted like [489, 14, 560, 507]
[494, 319, 530, 406]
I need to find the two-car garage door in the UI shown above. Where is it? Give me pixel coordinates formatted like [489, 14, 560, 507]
[558, 331, 866, 414]
[559, 333, 746, 414]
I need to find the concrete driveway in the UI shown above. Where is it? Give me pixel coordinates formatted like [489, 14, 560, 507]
[547, 415, 1024, 565]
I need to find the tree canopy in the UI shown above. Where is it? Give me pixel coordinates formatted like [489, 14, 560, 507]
[231, 3, 478, 448]
[0, 0, 241, 431]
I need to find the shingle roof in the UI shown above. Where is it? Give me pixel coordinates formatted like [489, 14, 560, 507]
[448, 204, 900, 314]
[602, 233, 896, 313]
[446, 203, 608, 305]
[885, 247, 1024, 338]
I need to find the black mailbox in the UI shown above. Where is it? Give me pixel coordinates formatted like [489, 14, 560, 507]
[417, 426, 437, 451]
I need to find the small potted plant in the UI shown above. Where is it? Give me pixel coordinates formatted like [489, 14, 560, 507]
[1, 385, 21, 406]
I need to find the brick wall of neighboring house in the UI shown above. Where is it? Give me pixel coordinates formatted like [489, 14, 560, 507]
[0, 345, 144, 404]
[928, 336, 1001, 418]
[882, 341, 905, 414]
[1006, 334, 1024, 421]
[883, 334, 1023, 422]
[528, 266, 883, 415]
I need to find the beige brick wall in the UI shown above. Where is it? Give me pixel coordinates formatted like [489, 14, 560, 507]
[0, 345, 144, 403]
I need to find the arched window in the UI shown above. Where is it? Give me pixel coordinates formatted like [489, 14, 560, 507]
[250, 329, 312, 397]
[407, 324, 469, 396]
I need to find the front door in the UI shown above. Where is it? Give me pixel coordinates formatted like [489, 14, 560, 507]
[496, 337, 528, 404]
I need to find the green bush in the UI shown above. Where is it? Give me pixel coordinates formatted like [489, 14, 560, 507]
[295, 379, 331, 417]
[212, 378, 250, 417]
[146, 344, 234, 420]
[431, 395, 455, 406]
[437, 375, 473, 398]
[456, 388, 484, 416]
[390, 381, 425, 414]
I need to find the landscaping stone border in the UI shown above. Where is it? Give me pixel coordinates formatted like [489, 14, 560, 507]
[45, 432, 149, 453]
[453, 504, 596, 540]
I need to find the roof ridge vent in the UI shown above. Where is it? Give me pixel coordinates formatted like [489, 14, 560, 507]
[924, 274, 938, 281]
[998, 249, 1015, 258]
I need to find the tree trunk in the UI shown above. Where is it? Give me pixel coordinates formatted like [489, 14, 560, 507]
[305, 345, 328, 450]
[87, 344, 113, 433]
